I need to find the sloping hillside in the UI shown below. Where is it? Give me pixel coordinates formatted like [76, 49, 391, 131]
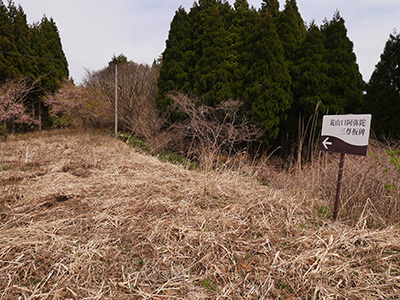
[1, 130, 399, 299]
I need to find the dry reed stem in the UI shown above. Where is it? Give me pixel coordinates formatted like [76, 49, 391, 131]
[0, 130, 399, 299]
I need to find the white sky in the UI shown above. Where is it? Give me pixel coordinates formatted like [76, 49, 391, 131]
[15, 0, 400, 84]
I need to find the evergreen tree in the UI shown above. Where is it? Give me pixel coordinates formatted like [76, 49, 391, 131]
[157, 6, 193, 111]
[321, 11, 363, 114]
[230, 0, 255, 99]
[191, 0, 233, 105]
[0, 1, 68, 130]
[277, 0, 306, 62]
[0, 1, 68, 87]
[276, 0, 307, 153]
[158, 0, 234, 108]
[28, 15, 68, 129]
[241, 6, 292, 143]
[363, 31, 400, 138]
[8, 3, 39, 81]
[279, 21, 330, 155]
[261, 0, 280, 19]
[157, 1, 364, 149]
[30, 16, 68, 93]
[109, 53, 129, 66]
[292, 21, 329, 115]
[0, 0, 18, 81]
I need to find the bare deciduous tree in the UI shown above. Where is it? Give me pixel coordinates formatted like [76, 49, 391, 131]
[83, 61, 166, 147]
[168, 93, 263, 169]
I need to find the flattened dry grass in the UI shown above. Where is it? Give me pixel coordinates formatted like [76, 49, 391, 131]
[1, 130, 399, 299]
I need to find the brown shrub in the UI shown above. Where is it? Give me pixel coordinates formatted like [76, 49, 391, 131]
[167, 93, 263, 170]
[43, 80, 113, 129]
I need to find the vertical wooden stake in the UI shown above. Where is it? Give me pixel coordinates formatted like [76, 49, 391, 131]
[333, 153, 346, 220]
[25, 146, 29, 163]
[38, 102, 42, 131]
[114, 64, 118, 138]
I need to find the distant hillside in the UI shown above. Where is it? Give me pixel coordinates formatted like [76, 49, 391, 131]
[0, 130, 399, 299]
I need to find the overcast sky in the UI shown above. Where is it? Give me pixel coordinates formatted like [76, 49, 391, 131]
[15, 0, 400, 84]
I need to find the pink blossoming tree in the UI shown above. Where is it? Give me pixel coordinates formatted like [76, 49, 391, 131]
[0, 80, 38, 141]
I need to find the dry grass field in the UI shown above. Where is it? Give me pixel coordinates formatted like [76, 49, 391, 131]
[1, 130, 400, 299]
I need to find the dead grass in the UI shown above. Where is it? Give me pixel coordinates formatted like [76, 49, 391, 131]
[248, 139, 400, 227]
[0, 130, 399, 299]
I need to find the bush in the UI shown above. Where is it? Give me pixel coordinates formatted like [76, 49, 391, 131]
[43, 80, 113, 129]
[50, 115, 71, 128]
[166, 93, 263, 170]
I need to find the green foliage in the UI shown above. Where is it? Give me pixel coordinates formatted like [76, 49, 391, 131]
[156, 7, 193, 112]
[292, 22, 328, 114]
[119, 132, 153, 153]
[200, 277, 218, 291]
[276, 0, 307, 143]
[50, 115, 71, 128]
[387, 150, 400, 171]
[276, 278, 293, 294]
[0, 1, 18, 81]
[31, 16, 69, 93]
[119, 132, 197, 169]
[316, 205, 332, 220]
[277, 0, 306, 61]
[157, 150, 198, 170]
[0, 1, 68, 131]
[0, 1, 68, 90]
[8, 4, 39, 81]
[241, 5, 292, 143]
[362, 32, 400, 139]
[108, 53, 129, 66]
[158, 1, 364, 150]
[191, 0, 233, 105]
[229, 0, 253, 97]
[261, 0, 280, 18]
[321, 11, 363, 114]
[385, 150, 400, 193]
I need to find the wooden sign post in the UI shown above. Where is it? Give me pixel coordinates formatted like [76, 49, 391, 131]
[319, 114, 372, 220]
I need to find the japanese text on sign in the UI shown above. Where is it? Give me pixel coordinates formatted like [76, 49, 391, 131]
[329, 118, 367, 127]
[329, 118, 368, 137]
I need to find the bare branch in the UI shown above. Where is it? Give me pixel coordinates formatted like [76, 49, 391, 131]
[168, 93, 263, 168]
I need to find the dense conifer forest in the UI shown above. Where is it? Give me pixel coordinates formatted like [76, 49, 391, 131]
[0, 1, 68, 86]
[0, 0, 68, 133]
[157, 0, 365, 151]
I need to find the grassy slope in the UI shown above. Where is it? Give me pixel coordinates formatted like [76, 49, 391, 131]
[0, 130, 399, 299]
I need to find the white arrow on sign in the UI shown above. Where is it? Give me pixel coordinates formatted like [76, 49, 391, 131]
[322, 137, 332, 149]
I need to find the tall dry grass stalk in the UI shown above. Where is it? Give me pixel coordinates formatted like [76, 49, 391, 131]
[0, 130, 399, 299]
[253, 138, 400, 227]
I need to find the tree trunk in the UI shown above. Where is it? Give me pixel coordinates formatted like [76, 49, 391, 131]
[3, 120, 8, 142]
[38, 102, 42, 131]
